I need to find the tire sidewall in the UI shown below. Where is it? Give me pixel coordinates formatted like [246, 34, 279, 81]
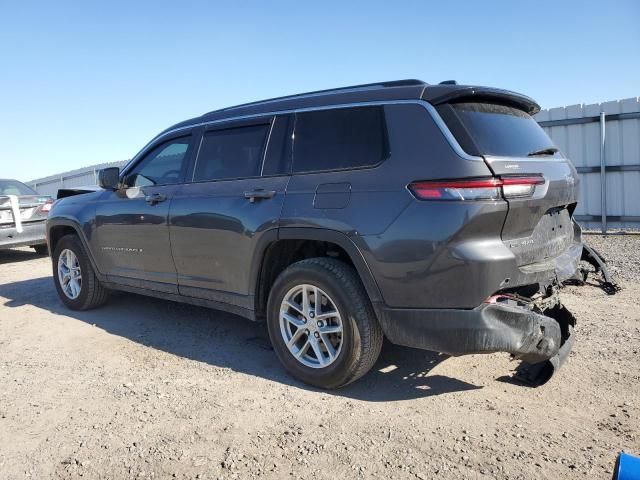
[52, 236, 92, 310]
[267, 264, 363, 388]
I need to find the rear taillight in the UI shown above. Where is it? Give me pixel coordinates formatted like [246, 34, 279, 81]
[41, 199, 54, 213]
[408, 178, 501, 201]
[408, 175, 544, 201]
[500, 176, 545, 198]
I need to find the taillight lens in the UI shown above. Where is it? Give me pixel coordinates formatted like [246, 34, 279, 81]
[409, 178, 501, 201]
[41, 199, 54, 213]
[408, 175, 544, 201]
[501, 176, 545, 198]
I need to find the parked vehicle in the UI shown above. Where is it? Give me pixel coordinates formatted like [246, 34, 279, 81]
[0, 179, 52, 254]
[47, 80, 582, 388]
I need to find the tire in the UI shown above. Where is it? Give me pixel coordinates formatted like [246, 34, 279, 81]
[52, 234, 109, 310]
[266, 258, 383, 389]
[32, 244, 48, 256]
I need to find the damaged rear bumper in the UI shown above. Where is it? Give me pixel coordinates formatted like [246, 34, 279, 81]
[375, 297, 575, 384]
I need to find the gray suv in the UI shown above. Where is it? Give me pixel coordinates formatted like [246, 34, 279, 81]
[47, 80, 581, 388]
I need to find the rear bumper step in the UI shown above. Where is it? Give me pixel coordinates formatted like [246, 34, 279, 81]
[375, 299, 576, 385]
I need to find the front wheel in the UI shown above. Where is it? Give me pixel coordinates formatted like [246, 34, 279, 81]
[266, 258, 383, 389]
[52, 234, 109, 310]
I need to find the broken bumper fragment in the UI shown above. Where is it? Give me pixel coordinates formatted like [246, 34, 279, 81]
[376, 296, 576, 385]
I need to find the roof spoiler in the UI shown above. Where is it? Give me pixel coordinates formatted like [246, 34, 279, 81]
[422, 85, 541, 115]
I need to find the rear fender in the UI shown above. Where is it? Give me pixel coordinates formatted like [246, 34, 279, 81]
[277, 227, 383, 304]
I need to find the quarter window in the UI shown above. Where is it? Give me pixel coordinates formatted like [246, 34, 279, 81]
[293, 106, 389, 173]
[125, 137, 191, 187]
[193, 125, 270, 182]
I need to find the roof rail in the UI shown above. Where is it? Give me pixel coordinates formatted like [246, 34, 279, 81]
[202, 79, 427, 117]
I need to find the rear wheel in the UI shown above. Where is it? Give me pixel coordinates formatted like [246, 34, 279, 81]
[52, 234, 109, 310]
[267, 258, 383, 388]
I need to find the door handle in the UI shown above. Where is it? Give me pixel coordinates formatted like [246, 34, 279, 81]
[244, 189, 276, 203]
[145, 193, 167, 205]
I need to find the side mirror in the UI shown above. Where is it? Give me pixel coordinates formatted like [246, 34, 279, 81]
[98, 167, 120, 189]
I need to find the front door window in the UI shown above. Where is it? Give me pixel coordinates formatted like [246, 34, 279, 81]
[124, 138, 191, 187]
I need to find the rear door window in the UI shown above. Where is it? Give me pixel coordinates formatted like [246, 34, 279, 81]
[293, 106, 389, 173]
[193, 124, 270, 182]
[437, 102, 557, 157]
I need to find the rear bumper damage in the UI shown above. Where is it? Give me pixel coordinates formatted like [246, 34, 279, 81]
[564, 244, 621, 295]
[375, 292, 576, 385]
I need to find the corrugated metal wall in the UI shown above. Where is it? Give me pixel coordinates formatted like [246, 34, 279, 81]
[27, 161, 128, 197]
[535, 97, 640, 231]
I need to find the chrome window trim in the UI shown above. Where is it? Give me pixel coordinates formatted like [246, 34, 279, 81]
[123, 99, 482, 177]
[190, 134, 205, 182]
[419, 102, 482, 162]
[260, 118, 276, 176]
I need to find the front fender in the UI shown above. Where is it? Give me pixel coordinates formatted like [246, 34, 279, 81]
[47, 199, 102, 279]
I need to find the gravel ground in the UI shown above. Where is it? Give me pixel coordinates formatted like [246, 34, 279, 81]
[0, 239, 638, 480]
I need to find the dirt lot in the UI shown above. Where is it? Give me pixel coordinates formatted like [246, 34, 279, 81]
[0, 236, 638, 480]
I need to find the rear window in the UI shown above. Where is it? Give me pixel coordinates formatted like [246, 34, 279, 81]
[293, 106, 389, 173]
[0, 180, 37, 196]
[438, 102, 557, 157]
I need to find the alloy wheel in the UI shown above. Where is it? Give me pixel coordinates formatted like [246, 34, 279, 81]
[57, 248, 82, 300]
[279, 284, 343, 368]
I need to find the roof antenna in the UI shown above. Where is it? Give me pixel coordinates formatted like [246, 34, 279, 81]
[439, 80, 458, 85]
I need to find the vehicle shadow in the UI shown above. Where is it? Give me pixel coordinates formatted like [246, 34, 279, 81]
[0, 276, 481, 402]
[0, 248, 47, 265]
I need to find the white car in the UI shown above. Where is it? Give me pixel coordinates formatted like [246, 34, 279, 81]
[0, 179, 52, 254]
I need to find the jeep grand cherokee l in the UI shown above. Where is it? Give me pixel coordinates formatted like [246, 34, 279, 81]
[47, 80, 581, 388]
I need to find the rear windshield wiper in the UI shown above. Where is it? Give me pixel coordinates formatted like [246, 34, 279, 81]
[527, 147, 559, 157]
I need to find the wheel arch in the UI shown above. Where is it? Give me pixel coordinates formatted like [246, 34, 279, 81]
[252, 227, 382, 320]
[47, 218, 104, 280]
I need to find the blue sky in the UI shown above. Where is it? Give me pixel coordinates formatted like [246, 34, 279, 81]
[1, 0, 638, 181]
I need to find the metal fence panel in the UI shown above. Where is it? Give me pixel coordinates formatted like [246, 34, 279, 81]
[535, 97, 640, 231]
